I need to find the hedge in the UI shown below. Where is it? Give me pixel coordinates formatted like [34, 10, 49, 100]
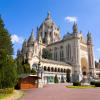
[95, 81, 100, 87]
[90, 81, 95, 85]
[73, 81, 81, 86]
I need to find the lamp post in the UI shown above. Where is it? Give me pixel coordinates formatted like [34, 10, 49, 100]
[37, 60, 40, 88]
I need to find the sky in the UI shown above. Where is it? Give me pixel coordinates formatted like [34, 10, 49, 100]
[0, 0, 100, 60]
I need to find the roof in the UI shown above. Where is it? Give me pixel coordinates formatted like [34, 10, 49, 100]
[18, 74, 41, 79]
[39, 12, 59, 30]
[41, 58, 72, 66]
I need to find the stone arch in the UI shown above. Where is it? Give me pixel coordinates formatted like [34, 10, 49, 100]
[81, 57, 88, 76]
[47, 67, 50, 72]
[64, 69, 66, 73]
[51, 67, 54, 72]
[55, 68, 57, 72]
[61, 68, 63, 72]
[58, 68, 60, 72]
[44, 66, 47, 71]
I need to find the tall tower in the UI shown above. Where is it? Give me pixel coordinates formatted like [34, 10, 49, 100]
[72, 22, 82, 82]
[87, 32, 95, 77]
[27, 29, 34, 59]
[37, 12, 60, 45]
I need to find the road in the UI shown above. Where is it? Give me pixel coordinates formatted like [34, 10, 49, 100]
[21, 83, 100, 100]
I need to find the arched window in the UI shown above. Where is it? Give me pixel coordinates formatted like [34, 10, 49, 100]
[55, 68, 57, 72]
[60, 46, 64, 61]
[54, 47, 57, 61]
[47, 67, 50, 72]
[67, 44, 71, 60]
[58, 68, 60, 72]
[51, 67, 55, 72]
[44, 66, 47, 71]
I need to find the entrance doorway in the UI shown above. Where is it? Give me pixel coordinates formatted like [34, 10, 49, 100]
[66, 69, 71, 82]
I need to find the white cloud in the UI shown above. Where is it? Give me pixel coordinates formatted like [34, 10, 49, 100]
[11, 34, 24, 44]
[65, 16, 77, 23]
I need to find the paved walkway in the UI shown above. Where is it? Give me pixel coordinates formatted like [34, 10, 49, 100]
[21, 83, 100, 100]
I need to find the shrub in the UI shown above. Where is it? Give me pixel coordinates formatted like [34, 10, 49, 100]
[90, 81, 95, 85]
[73, 81, 81, 86]
[0, 88, 14, 94]
[54, 75, 59, 83]
[95, 81, 100, 87]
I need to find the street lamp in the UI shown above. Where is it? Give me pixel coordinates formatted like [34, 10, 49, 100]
[37, 60, 40, 88]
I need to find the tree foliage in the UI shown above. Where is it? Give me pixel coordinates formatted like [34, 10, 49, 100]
[16, 58, 31, 74]
[16, 57, 36, 75]
[0, 17, 13, 55]
[0, 16, 17, 89]
[42, 48, 52, 59]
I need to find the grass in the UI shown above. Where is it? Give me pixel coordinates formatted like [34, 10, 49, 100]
[66, 85, 100, 89]
[0, 90, 24, 100]
[0, 93, 12, 99]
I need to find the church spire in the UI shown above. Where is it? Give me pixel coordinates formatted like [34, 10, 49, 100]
[47, 11, 51, 19]
[73, 22, 78, 33]
[28, 29, 34, 44]
[23, 39, 27, 46]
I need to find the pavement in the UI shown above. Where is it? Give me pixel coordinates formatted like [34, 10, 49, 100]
[21, 83, 100, 100]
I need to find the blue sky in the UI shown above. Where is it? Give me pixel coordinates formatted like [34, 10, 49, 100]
[0, 0, 100, 60]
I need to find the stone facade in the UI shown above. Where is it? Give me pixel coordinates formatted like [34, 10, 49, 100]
[17, 12, 96, 84]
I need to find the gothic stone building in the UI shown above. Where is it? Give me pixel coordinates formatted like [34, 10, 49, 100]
[17, 12, 96, 85]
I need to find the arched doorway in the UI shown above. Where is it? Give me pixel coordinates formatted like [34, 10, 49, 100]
[81, 57, 88, 76]
[66, 69, 71, 82]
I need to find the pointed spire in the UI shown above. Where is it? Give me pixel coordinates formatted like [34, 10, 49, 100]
[73, 22, 78, 33]
[47, 11, 51, 19]
[31, 28, 34, 38]
[23, 39, 27, 46]
[28, 29, 34, 44]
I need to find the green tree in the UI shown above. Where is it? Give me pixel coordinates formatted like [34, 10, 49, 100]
[0, 17, 13, 55]
[0, 16, 17, 89]
[16, 58, 31, 74]
[31, 68, 36, 75]
[54, 74, 59, 83]
[42, 48, 52, 59]
[23, 63, 31, 74]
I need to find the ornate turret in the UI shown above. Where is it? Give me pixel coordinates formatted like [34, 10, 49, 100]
[28, 29, 34, 45]
[87, 31, 92, 44]
[23, 39, 27, 47]
[87, 32, 95, 77]
[73, 22, 78, 33]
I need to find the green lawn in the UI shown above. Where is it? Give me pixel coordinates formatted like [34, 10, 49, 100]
[0, 90, 24, 100]
[66, 85, 100, 89]
[0, 93, 11, 99]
